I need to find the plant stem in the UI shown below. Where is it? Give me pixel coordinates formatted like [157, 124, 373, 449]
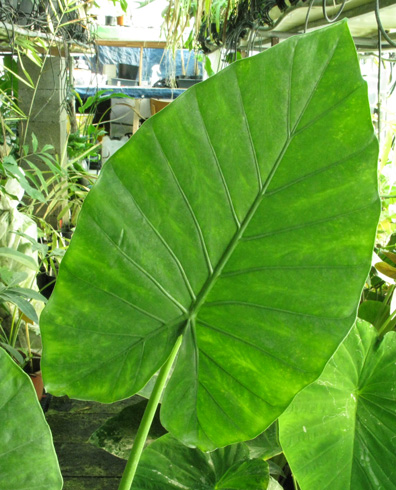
[118, 335, 183, 490]
[24, 321, 33, 371]
[378, 309, 396, 337]
[383, 284, 395, 306]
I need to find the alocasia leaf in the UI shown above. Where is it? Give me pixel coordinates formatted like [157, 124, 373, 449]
[132, 433, 269, 489]
[358, 299, 390, 330]
[89, 399, 166, 459]
[268, 478, 284, 490]
[0, 349, 62, 489]
[41, 20, 379, 450]
[90, 402, 280, 462]
[279, 320, 396, 489]
[245, 422, 282, 460]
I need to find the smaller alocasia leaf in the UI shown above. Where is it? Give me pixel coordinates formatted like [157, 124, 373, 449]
[245, 422, 282, 460]
[267, 476, 283, 490]
[268, 478, 284, 490]
[132, 433, 270, 490]
[358, 299, 390, 330]
[89, 398, 166, 459]
[216, 459, 270, 489]
[279, 320, 396, 490]
[91, 401, 281, 465]
[0, 349, 62, 489]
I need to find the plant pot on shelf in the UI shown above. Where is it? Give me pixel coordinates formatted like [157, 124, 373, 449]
[105, 16, 116, 26]
[118, 63, 139, 80]
[175, 75, 203, 88]
[89, 155, 102, 171]
[61, 226, 73, 241]
[24, 356, 43, 401]
[117, 15, 124, 26]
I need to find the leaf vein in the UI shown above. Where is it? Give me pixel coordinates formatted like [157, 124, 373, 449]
[242, 202, 375, 242]
[87, 215, 187, 314]
[65, 267, 166, 324]
[293, 85, 362, 138]
[54, 323, 143, 338]
[193, 91, 241, 228]
[233, 68, 262, 189]
[198, 379, 246, 433]
[359, 396, 396, 422]
[199, 348, 275, 407]
[203, 300, 350, 321]
[150, 124, 214, 274]
[0, 436, 46, 459]
[108, 165, 196, 301]
[265, 137, 376, 198]
[292, 436, 343, 472]
[356, 411, 396, 460]
[199, 320, 308, 373]
[221, 264, 365, 278]
[290, 35, 341, 134]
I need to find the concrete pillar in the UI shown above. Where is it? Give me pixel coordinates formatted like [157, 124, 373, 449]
[18, 56, 68, 227]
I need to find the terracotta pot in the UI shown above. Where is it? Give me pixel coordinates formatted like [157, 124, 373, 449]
[24, 357, 44, 401]
[117, 15, 124, 26]
[30, 372, 44, 401]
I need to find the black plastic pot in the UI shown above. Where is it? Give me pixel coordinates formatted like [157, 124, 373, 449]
[105, 16, 116, 26]
[118, 64, 139, 80]
[176, 75, 203, 88]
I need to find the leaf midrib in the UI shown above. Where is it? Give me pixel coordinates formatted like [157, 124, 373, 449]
[189, 35, 342, 321]
[189, 135, 290, 318]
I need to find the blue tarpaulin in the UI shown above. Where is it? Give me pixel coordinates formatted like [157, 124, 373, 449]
[95, 47, 202, 81]
[74, 86, 185, 100]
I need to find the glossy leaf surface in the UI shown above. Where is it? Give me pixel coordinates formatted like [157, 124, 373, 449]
[0, 349, 62, 489]
[41, 21, 379, 450]
[133, 433, 269, 489]
[279, 320, 396, 489]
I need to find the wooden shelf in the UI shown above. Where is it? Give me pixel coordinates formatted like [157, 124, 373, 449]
[95, 39, 166, 49]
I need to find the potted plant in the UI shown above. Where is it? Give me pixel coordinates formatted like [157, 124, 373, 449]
[0, 263, 47, 398]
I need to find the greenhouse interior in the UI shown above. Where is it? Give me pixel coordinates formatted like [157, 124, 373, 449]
[1, 0, 396, 489]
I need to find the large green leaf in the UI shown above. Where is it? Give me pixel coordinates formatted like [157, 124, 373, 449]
[279, 320, 396, 489]
[0, 349, 62, 489]
[132, 433, 270, 489]
[41, 21, 379, 450]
